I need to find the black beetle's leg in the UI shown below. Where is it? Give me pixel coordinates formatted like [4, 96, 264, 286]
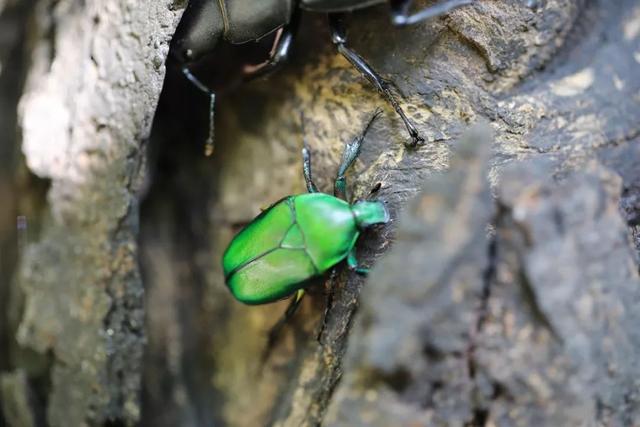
[390, 0, 473, 26]
[183, 67, 217, 156]
[334, 109, 382, 200]
[328, 14, 423, 147]
[243, 7, 300, 80]
[261, 289, 305, 364]
[252, 28, 294, 78]
[347, 247, 369, 275]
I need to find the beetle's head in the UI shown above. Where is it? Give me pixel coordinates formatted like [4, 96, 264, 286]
[171, 33, 211, 65]
[170, 0, 222, 66]
[352, 201, 390, 230]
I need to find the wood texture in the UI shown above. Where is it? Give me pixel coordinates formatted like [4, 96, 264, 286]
[1, 0, 639, 426]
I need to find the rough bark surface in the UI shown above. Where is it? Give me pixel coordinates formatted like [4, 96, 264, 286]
[1, 0, 639, 426]
[1, 0, 181, 425]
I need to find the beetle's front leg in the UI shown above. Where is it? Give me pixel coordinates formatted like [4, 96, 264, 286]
[328, 14, 424, 148]
[334, 110, 382, 200]
[171, 0, 225, 156]
[182, 69, 217, 156]
[302, 147, 319, 193]
[390, 0, 473, 26]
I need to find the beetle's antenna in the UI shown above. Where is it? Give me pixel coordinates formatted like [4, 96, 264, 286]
[183, 67, 216, 156]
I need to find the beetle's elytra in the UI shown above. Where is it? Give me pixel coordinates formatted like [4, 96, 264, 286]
[221, 111, 388, 305]
[223, 194, 388, 304]
[171, 0, 474, 154]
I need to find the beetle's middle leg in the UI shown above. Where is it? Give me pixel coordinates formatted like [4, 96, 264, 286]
[302, 146, 319, 193]
[261, 289, 306, 363]
[301, 112, 320, 193]
[328, 14, 424, 148]
[334, 109, 382, 200]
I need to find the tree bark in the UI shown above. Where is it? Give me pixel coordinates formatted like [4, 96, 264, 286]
[1, 0, 180, 425]
[1, 0, 640, 426]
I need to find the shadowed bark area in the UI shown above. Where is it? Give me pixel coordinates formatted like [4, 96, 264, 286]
[0, 0, 181, 425]
[1, 0, 640, 426]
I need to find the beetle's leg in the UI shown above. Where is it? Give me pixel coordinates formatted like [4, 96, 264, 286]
[243, 28, 294, 79]
[316, 269, 338, 343]
[301, 110, 319, 193]
[302, 146, 319, 193]
[328, 14, 423, 147]
[334, 137, 359, 200]
[261, 289, 306, 363]
[183, 68, 217, 156]
[390, 0, 473, 26]
[243, 7, 300, 80]
[334, 110, 382, 200]
[170, 0, 224, 155]
[347, 247, 369, 275]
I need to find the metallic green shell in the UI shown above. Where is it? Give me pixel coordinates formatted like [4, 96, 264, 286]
[222, 193, 359, 304]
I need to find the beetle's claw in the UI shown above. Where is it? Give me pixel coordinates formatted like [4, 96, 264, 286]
[406, 132, 425, 148]
[204, 140, 214, 156]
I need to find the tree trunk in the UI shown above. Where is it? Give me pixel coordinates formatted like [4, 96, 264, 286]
[2, 0, 640, 426]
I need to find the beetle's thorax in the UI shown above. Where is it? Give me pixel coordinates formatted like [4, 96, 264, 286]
[351, 201, 390, 230]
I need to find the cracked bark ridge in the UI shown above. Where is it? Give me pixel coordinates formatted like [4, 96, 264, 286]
[323, 126, 495, 426]
[6, 0, 181, 425]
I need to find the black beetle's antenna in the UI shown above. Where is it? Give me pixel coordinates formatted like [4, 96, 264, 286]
[183, 67, 216, 156]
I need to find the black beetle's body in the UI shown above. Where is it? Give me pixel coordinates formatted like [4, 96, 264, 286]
[171, 0, 473, 154]
[172, 0, 292, 63]
[172, 0, 390, 60]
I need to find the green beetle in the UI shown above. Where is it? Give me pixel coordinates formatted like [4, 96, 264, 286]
[222, 111, 388, 307]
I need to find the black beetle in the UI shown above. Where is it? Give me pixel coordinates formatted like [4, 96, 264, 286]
[171, 0, 474, 154]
